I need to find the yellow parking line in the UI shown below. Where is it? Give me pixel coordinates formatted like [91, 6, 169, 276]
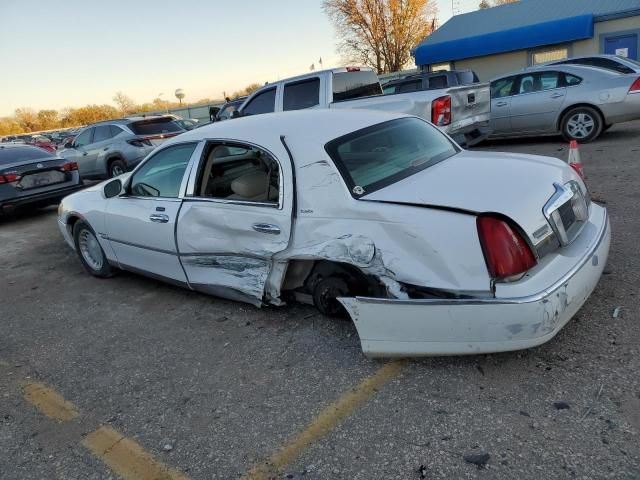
[242, 360, 407, 479]
[22, 382, 79, 422]
[83, 426, 189, 480]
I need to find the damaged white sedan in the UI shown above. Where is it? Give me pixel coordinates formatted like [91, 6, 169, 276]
[58, 110, 610, 357]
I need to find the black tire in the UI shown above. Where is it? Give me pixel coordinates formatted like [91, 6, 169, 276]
[312, 277, 350, 318]
[73, 220, 113, 278]
[603, 124, 613, 132]
[108, 159, 127, 178]
[560, 106, 603, 143]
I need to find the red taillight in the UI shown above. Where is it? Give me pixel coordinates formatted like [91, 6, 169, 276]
[477, 216, 537, 280]
[629, 77, 640, 93]
[62, 161, 78, 172]
[431, 95, 452, 126]
[1, 173, 20, 183]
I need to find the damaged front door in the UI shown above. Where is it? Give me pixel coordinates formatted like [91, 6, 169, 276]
[177, 142, 292, 305]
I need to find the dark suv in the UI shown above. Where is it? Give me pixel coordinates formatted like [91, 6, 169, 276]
[60, 116, 184, 179]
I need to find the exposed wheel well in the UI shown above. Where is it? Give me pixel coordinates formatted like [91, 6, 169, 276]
[557, 103, 605, 131]
[281, 259, 385, 298]
[106, 156, 125, 171]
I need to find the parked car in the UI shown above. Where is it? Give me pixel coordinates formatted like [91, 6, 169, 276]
[174, 118, 199, 131]
[29, 135, 57, 154]
[490, 64, 640, 142]
[237, 67, 491, 146]
[59, 116, 184, 179]
[382, 69, 480, 94]
[0, 144, 83, 215]
[57, 110, 610, 357]
[215, 97, 247, 121]
[544, 54, 640, 75]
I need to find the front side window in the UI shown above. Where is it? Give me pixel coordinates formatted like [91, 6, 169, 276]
[491, 77, 516, 98]
[283, 78, 320, 111]
[93, 125, 113, 143]
[74, 128, 93, 147]
[242, 88, 276, 116]
[195, 144, 280, 204]
[130, 143, 196, 198]
[325, 117, 458, 197]
[517, 72, 560, 94]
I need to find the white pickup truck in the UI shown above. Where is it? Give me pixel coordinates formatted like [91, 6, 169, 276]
[237, 67, 491, 146]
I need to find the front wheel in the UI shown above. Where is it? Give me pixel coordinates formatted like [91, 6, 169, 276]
[561, 106, 603, 143]
[312, 277, 350, 318]
[108, 159, 127, 178]
[73, 220, 113, 278]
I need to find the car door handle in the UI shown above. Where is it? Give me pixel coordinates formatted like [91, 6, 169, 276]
[149, 213, 170, 223]
[550, 93, 565, 98]
[252, 223, 281, 235]
[82, 152, 88, 156]
[495, 101, 508, 107]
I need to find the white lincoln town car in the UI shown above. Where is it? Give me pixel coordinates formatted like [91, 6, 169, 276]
[57, 110, 610, 357]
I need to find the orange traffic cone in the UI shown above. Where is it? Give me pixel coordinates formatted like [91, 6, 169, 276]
[568, 140, 585, 180]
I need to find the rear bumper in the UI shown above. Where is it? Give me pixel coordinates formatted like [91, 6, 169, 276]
[449, 123, 492, 147]
[601, 93, 640, 125]
[0, 183, 84, 214]
[339, 205, 610, 357]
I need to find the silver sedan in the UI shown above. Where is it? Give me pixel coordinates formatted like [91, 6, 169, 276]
[489, 65, 640, 142]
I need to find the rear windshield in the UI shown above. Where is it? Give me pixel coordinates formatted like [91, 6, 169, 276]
[0, 145, 55, 166]
[128, 118, 183, 135]
[325, 117, 458, 196]
[332, 70, 382, 102]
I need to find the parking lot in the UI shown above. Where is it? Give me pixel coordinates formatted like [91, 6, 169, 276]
[1, 122, 639, 479]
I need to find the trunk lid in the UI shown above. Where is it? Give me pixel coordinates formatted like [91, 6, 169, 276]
[361, 150, 578, 243]
[0, 157, 77, 196]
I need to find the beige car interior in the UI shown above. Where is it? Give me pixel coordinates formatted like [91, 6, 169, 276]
[199, 145, 279, 203]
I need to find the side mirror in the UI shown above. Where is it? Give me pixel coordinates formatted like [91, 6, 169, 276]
[64, 141, 74, 149]
[104, 179, 123, 199]
[231, 110, 241, 119]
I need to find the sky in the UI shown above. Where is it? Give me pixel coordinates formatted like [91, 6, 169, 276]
[0, 0, 480, 116]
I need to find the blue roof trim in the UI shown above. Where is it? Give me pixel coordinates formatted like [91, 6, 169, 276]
[415, 14, 594, 66]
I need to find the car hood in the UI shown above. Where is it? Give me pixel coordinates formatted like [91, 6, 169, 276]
[362, 150, 580, 241]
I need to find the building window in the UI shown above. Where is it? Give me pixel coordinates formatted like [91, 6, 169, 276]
[430, 62, 452, 72]
[530, 46, 570, 65]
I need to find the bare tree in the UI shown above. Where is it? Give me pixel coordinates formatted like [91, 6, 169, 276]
[323, 0, 436, 74]
[112, 92, 136, 114]
[480, 0, 518, 8]
[479, 0, 491, 8]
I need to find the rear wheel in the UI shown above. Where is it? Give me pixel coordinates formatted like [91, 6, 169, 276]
[312, 277, 350, 318]
[108, 159, 126, 178]
[561, 106, 603, 143]
[73, 220, 113, 277]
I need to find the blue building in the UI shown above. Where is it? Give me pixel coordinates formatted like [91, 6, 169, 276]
[413, 0, 640, 81]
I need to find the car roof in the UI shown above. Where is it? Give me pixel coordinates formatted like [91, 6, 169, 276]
[88, 115, 173, 127]
[491, 63, 619, 82]
[163, 109, 410, 149]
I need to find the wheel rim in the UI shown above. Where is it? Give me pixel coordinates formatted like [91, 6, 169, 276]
[78, 229, 104, 271]
[567, 113, 595, 139]
[111, 164, 124, 176]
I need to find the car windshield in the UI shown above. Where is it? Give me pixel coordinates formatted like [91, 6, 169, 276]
[325, 117, 459, 196]
[0, 145, 55, 166]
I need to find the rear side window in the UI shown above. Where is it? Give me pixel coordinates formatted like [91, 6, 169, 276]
[242, 88, 277, 115]
[382, 85, 396, 94]
[283, 78, 320, 111]
[110, 125, 125, 137]
[455, 71, 480, 84]
[93, 125, 113, 142]
[332, 70, 382, 102]
[563, 73, 582, 86]
[428, 75, 448, 89]
[0, 146, 54, 166]
[128, 118, 182, 135]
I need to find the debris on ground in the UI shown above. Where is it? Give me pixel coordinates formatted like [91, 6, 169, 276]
[612, 307, 621, 319]
[463, 452, 490, 467]
[418, 464, 428, 479]
[553, 401, 571, 410]
[162, 444, 173, 452]
[519, 410, 531, 417]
